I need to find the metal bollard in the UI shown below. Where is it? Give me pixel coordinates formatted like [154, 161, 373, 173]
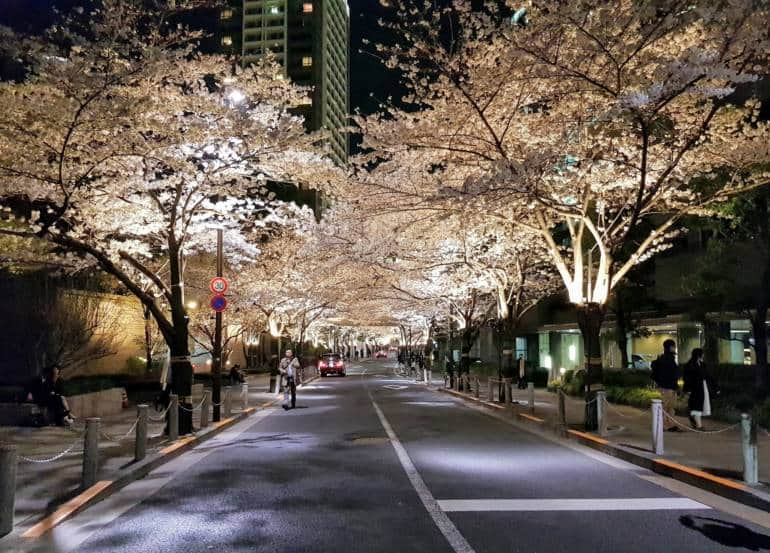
[224, 386, 232, 418]
[423, 368, 428, 384]
[200, 391, 210, 428]
[488, 379, 494, 402]
[528, 382, 535, 414]
[473, 376, 480, 399]
[135, 405, 148, 462]
[596, 390, 607, 437]
[428, 370, 433, 385]
[0, 445, 17, 537]
[742, 413, 758, 485]
[242, 383, 249, 410]
[82, 417, 100, 489]
[169, 394, 179, 441]
[651, 399, 664, 455]
[557, 389, 567, 429]
[503, 378, 512, 404]
[454, 375, 460, 392]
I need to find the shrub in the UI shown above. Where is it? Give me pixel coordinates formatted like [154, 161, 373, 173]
[603, 370, 653, 388]
[605, 386, 661, 409]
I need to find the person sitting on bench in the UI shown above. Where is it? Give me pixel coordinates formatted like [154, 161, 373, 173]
[26, 364, 74, 426]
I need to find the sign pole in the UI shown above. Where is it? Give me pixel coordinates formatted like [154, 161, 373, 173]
[213, 229, 224, 422]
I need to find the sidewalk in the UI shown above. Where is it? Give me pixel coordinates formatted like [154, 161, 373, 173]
[436, 376, 770, 488]
[0, 373, 279, 530]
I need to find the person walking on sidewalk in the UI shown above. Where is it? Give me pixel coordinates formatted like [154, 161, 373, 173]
[683, 348, 717, 430]
[279, 349, 300, 410]
[517, 355, 527, 389]
[651, 339, 681, 432]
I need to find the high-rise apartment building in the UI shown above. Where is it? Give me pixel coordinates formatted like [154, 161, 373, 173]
[216, 1, 350, 165]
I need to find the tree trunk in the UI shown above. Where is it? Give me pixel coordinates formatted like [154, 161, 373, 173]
[142, 304, 153, 375]
[167, 241, 193, 433]
[459, 327, 477, 391]
[615, 304, 630, 369]
[577, 303, 605, 431]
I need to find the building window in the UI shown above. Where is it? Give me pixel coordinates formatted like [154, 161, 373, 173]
[221, 36, 233, 46]
[303, 2, 313, 13]
[220, 8, 233, 19]
[302, 56, 313, 67]
[269, 6, 280, 14]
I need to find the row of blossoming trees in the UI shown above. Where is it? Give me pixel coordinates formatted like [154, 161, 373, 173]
[1, 0, 770, 412]
[0, 1, 346, 400]
[333, 0, 770, 405]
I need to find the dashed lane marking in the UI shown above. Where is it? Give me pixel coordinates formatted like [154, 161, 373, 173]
[437, 498, 711, 512]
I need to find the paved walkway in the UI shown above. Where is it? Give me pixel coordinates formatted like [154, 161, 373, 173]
[440, 375, 770, 488]
[0, 374, 279, 529]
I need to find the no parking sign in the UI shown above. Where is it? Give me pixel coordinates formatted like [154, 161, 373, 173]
[210, 295, 227, 312]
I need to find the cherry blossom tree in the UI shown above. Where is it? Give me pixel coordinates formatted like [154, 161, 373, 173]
[359, 0, 770, 392]
[0, 1, 340, 404]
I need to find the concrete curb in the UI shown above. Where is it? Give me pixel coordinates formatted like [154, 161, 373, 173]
[437, 386, 770, 512]
[5, 375, 326, 544]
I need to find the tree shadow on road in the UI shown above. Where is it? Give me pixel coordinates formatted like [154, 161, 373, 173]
[680, 515, 770, 550]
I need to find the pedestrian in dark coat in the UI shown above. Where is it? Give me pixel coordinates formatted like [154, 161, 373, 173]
[682, 348, 716, 429]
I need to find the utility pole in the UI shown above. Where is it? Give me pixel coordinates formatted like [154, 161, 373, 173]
[213, 228, 223, 422]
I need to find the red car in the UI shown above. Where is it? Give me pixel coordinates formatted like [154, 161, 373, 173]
[319, 353, 346, 377]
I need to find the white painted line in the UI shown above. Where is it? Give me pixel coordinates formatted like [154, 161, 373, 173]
[437, 498, 711, 512]
[370, 399, 476, 553]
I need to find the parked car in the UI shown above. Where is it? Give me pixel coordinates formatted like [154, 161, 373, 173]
[375, 350, 387, 358]
[319, 353, 346, 377]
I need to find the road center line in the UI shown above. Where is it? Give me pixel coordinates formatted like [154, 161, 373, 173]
[437, 498, 711, 512]
[370, 398, 477, 553]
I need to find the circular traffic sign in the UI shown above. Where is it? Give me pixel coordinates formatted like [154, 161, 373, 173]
[209, 277, 229, 294]
[210, 295, 227, 312]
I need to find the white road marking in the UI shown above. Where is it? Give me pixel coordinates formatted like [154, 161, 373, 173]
[383, 384, 408, 390]
[437, 498, 711, 512]
[370, 399, 477, 553]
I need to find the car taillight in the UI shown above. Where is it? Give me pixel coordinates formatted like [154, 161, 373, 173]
[334, 361, 343, 368]
[319, 362, 327, 368]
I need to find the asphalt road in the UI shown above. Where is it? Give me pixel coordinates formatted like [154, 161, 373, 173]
[26, 360, 770, 553]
